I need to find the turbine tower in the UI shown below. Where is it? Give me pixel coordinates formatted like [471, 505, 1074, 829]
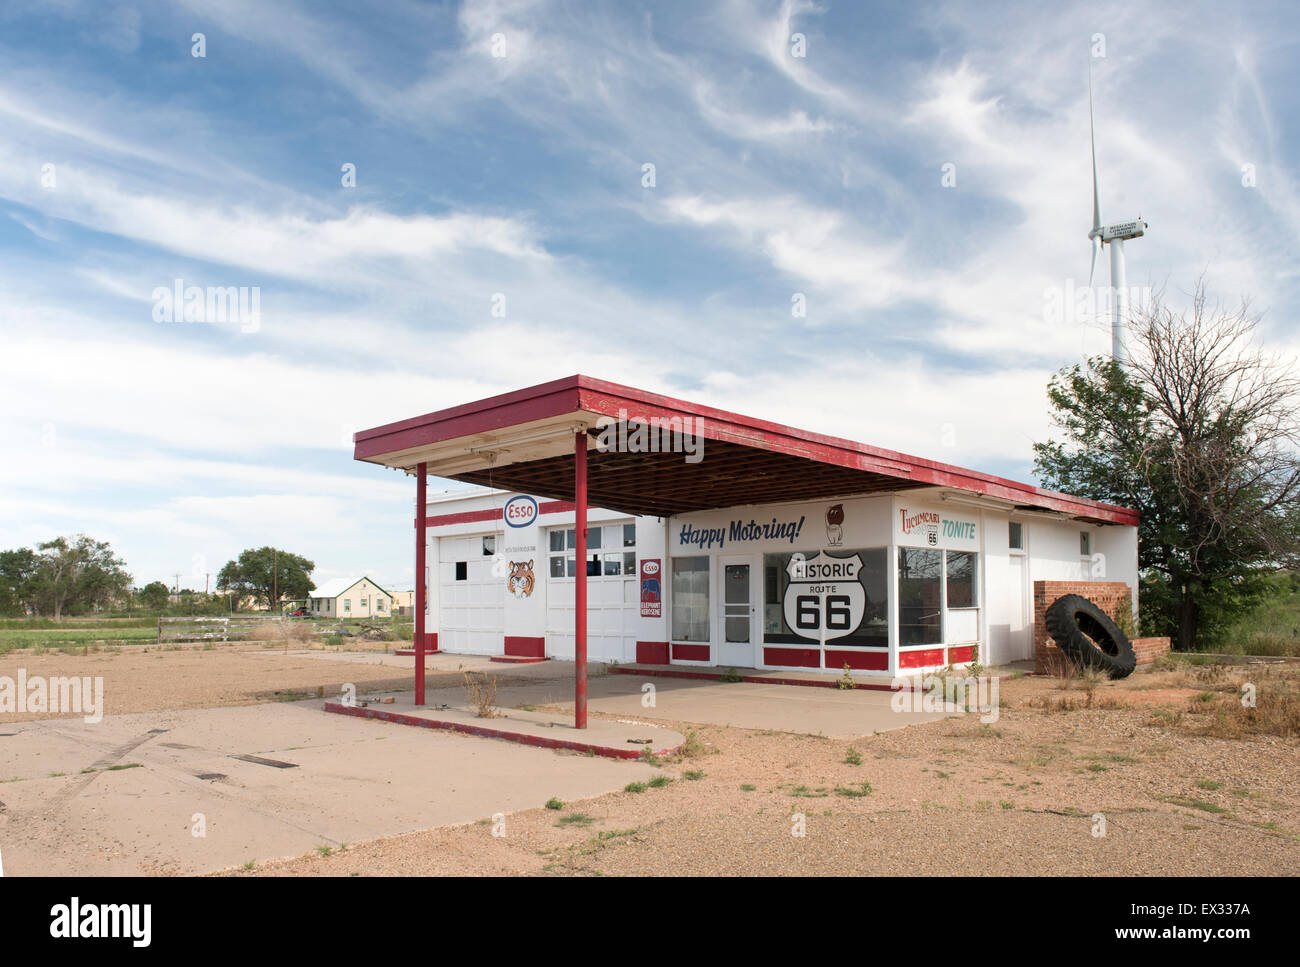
[1088, 69, 1148, 367]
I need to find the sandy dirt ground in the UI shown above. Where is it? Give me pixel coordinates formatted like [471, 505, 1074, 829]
[234, 667, 1300, 877]
[2, 645, 1297, 876]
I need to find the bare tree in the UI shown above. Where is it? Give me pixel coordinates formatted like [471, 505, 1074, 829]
[1036, 278, 1300, 651]
[1126, 279, 1300, 649]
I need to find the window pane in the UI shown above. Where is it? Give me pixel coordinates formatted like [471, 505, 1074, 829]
[946, 551, 977, 608]
[623, 552, 636, 575]
[455, 561, 467, 581]
[566, 557, 577, 578]
[482, 536, 495, 556]
[762, 549, 887, 647]
[1008, 521, 1023, 550]
[602, 553, 622, 576]
[549, 557, 566, 578]
[898, 548, 942, 645]
[549, 530, 566, 553]
[1080, 532, 1091, 555]
[567, 529, 577, 550]
[623, 523, 636, 547]
[724, 564, 749, 604]
[586, 527, 600, 550]
[586, 554, 600, 576]
[671, 557, 710, 642]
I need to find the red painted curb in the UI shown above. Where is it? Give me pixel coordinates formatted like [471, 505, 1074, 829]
[609, 665, 927, 692]
[323, 701, 680, 760]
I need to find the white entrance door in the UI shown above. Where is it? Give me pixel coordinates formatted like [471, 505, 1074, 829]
[1008, 554, 1033, 661]
[989, 554, 1032, 664]
[717, 557, 757, 668]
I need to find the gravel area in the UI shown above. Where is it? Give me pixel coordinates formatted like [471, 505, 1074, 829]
[0, 644, 565, 721]
[228, 670, 1300, 877]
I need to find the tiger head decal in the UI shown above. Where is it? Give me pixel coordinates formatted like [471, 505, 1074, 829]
[508, 560, 535, 599]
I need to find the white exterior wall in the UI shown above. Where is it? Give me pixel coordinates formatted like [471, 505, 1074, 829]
[418, 486, 1139, 675]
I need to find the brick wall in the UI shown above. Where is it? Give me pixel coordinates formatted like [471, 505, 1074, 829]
[1033, 580, 1170, 673]
[1131, 636, 1172, 665]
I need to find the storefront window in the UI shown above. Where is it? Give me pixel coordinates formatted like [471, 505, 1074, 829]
[549, 525, 637, 579]
[898, 548, 942, 645]
[671, 557, 709, 642]
[946, 551, 977, 608]
[762, 548, 887, 647]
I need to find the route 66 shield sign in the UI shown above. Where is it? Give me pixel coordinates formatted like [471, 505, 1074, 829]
[783, 552, 866, 642]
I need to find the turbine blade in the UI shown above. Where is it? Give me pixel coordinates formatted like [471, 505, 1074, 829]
[1089, 236, 1100, 286]
[1089, 64, 1101, 234]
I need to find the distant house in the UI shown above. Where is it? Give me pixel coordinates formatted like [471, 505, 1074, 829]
[309, 577, 392, 619]
[389, 590, 414, 615]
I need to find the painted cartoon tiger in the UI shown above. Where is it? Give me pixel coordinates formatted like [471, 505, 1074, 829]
[508, 560, 535, 599]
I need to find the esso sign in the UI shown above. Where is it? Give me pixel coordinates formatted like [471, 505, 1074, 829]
[504, 495, 538, 528]
[641, 560, 659, 576]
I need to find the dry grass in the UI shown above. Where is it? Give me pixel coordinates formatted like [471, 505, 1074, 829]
[462, 671, 500, 718]
[1186, 681, 1300, 739]
[248, 620, 314, 645]
[1030, 691, 1128, 713]
[1135, 661, 1300, 739]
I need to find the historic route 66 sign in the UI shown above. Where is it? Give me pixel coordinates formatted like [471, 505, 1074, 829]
[783, 552, 866, 642]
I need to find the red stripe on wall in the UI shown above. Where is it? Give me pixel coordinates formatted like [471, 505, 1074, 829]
[947, 645, 976, 664]
[504, 635, 545, 658]
[825, 649, 889, 671]
[671, 643, 710, 662]
[419, 499, 577, 528]
[762, 647, 821, 668]
[636, 641, 670, 664]
[899, 647, 945, 669]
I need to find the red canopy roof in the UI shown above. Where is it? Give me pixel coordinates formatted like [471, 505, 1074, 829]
[354, 375, 1137, 526]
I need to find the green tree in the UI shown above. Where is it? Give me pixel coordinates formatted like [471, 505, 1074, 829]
[0, 547, 40, 616]
[139, 580, 172, 612]
[216, 547, 315, 611]
[1034, 282, 1300, 651]
[30, 535, 133, 620]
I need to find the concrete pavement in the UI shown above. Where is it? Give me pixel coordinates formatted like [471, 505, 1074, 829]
[0, 698, 655, 876]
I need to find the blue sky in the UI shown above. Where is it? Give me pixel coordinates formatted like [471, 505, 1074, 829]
[1, 0, 1297, 593]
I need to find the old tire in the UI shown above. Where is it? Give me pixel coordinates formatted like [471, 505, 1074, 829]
[1044, 594, 1137, 679]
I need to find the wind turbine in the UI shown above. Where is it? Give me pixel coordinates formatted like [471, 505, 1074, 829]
[1087, 67, 1148, 367]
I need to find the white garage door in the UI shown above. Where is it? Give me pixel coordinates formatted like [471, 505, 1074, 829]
[438, 534, 504, 654]
[544, 522, 638, 663]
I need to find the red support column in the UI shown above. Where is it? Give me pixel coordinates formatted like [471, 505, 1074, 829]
[414, 462, 427, 707]
[574, 431, 588, 729]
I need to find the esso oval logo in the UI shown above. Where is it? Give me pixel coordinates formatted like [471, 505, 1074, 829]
[641, 560, 659, 576]
[504, 495, 538, 528]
